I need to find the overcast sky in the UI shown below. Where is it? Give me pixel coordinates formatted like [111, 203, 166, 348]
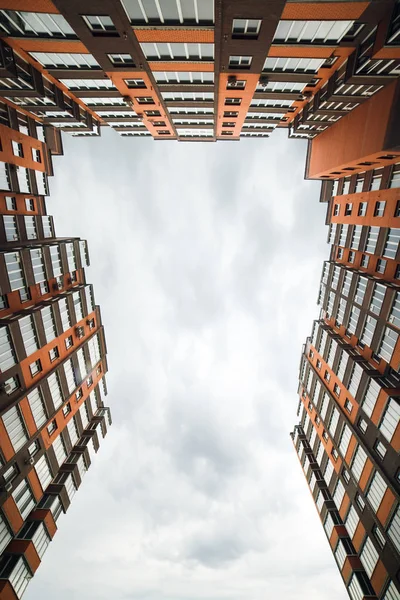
[25, 129, 346, 600]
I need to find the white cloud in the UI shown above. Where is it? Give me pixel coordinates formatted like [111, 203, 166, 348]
[25, 130, 346, 600]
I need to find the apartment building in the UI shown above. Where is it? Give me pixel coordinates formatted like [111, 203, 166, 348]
[291, 150, 400, 599]
[0, 0, 397, 141]
[0, 92, 112, 598]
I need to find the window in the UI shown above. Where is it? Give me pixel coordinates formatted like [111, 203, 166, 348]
[80, 403, 89, 428]
[324, 459, 334, 485]
[229, 55, 252, 68]
[5, 196, 17, 211]
[345, 506, 360, 538]
[361, 379, 380, 421]
[30, 51, 100, 69]
[232, 19, 261, 37]
[30, 249, 46, 283]
[47, 372, 63, 409]
[34, 455, 52, 491]
[2, 405, 28, 452]
[274, 19, 355, 44]
[364, 226, 379, 254]
[383, 228, 400, 259]
[49, 347, 59, 362]
[351, 444, 367, 482]
[354, 277, 367, 307]
[348, 251, 355, 263]
[140, 42, 214, 60]
[345, 203, 352, 216]
[333, 479, 345, 507]
[333, 204, 340, 216]
[366, 471, 387, 512]
[0, 326, 16, 372]
[47, 420, 57, 435]
[30, 360, 42, 377]
[263, 57, 324, 73]
[339, 424, 352, 456]
[361, 254, 369, 267]
[382, 582, 400, 600]
[108, 53, 134, 66]
[12, 479, 35, 519]
[378, 327, 399, 362]
[82, 15, 117, 33]
[344, 399, 353, 414]
[360, 315, 377, 347]
[359, 417, 368, 433]
[64, 359, 77, 393]
[333, 383, 341, 396]
[27, 388, 47, 428]
[58, 298, 71, 332]
[387, 505, 400, 554]
[374, 201, 386, 216]
[225, 98, 241, 105]
[360, 537, 379, 578]
[41, 306, 56, 343]
[137, 97, 155, 105]
[376, 258, 386, 273]
[52, 434, 67, 466]
[358, 202, 367, 216]
[375, 440, 387, 459]
[350, 226, 362, 250]
[379, 398, 399, 443]
[346, 311, 359, 338]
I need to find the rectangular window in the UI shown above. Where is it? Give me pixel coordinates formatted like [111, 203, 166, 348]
[354, 276, 367, 305]
[47, 372, 63, 409]
[347, 306, 360, 335]
[324, 459, 334, 485]
[27, 388, 47, 428]
[360, 537, 379, 578]
[30, 51, 100, 69]
[365, 226, 379, 254]
[361, 379, 380, 418]
[232, 19, 261, 37]
[63, 358, 77, 393]
[351, 444, 367, 482]
[67, 417, 78, 446]
[374, 201, 386, 216]
[30, 360, 42, 377]
[339, 424, 352, 456]
[2, 405, 28, 452]
[360, 315, 377, 347]
[19, 315, 38, 356]
[12, 479, 35, 519]
[351, 226, 362, 250]
[52, 434, 67, 466]
[345, 506, 360, 538]
[383, 229, 400, 259]
[229, 55, 252, 68]
[24, 216, 37, 240]
[387, 505, 400, 554]
[72, 291, 83, 322]
[388, 292, 400, 327]
[370, 283, 386, 315]
[379, 398, 399, 443]
[42, 217, 53, 238]
[378, 327, 399, 362]
[41, 306, 56, 343]
[30, 249, 46, 283]
[3, 216, 19, 242]
[263, 56, 324, 73]
[0, 326, 16, 372]
[34, 454, 52, 491]
[366, 471, 387, 512]
[348, 363, 363, 397]
[80, 403, 89, 429]
[333, 479, 345, 508]
[65, 242, 76, 272]
[58, 298, 71, 332]
[5, 252, 26, 291]
[324, 512, 334, 538]
[49, 246, 62, 277]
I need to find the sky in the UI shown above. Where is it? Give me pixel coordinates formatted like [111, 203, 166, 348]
[25, 128, 347, 600]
